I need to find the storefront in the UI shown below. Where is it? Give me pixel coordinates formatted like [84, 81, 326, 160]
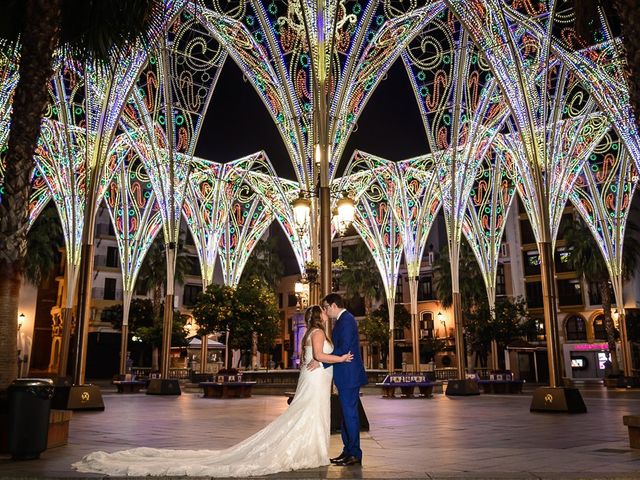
[563, 342, 611, 379]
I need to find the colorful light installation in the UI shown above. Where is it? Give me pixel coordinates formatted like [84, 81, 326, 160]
[184, 152, 267, 288]
[218, 180, 274, 287]
[570, 130, 639, 374]
[342, 150, 403, 372]
[461, 143, 517, 308]
[35, 48, 145, 379]
[446, 0, 619, 387]
[192, 0, 444, 189]
[0, 42, 19, 205]
[103, 144, 163, 374]
[403, 9, 510, 378]
[120, 10, 225, 378]
[241, 153, 312, 274]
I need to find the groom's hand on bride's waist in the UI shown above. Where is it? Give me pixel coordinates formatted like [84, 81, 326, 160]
[307, 359, 321, 371]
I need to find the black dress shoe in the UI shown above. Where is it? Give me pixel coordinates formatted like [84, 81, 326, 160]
[333, 455, 362, 466]
[330, 453, 348, 464]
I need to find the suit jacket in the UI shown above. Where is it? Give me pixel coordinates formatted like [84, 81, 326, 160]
[326, 309, 368, 389]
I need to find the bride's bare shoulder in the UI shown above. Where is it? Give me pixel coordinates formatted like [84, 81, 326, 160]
[309, 328, 326, 340]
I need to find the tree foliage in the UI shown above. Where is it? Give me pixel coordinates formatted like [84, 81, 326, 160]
[464, 297, 536, 368]
[338, 242, 383, 314]
[192, 278, 280, 353]
[359, 303, 411, 366]
[432, 239, 487, 311]
[101, 298, 155, 331]
[101, 298, 188, 358]
[24, 202, 64, 285]
[239, 236, 284, 293]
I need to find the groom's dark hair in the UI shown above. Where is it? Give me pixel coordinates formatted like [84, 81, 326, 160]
[323, 293, 345, 308]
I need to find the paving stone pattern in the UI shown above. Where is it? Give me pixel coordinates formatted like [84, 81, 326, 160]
[1, 386, 640, 479]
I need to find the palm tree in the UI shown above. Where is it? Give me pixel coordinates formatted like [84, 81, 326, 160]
[432, 239, 487, 312]
[0, 0, 165, 390]
[239, 236, 285, 294]
[24, 202, 64, 285]
[135, 234, 193, 370]
[564, 216, 640, 375]
[338, 242, 383, 315]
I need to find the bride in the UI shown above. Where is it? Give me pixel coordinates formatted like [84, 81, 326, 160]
[72, 305, 353, 477]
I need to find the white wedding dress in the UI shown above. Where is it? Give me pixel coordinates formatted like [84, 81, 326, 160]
[72, 337, 333, 477]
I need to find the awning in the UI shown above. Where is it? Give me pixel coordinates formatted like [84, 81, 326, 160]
[186, 336, 225, 348]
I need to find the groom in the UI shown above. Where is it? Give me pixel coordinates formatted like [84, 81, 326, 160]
[322, 293, 368, 466]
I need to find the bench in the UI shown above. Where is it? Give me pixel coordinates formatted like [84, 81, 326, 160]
[113, 380, 147, 393]
[477, 379, 524, 394]
[112, 374, 147, 393]
[199, 381, 256, 398]
[376, 374, 436, 398]
[623, 415, 640, 448]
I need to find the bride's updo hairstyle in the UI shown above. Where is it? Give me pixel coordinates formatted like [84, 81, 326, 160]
[300, 305, 332, 364]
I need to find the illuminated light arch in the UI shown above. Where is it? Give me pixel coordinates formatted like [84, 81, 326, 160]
[192, 0, 445, 190]
[341, 150, 403, 372]
[103, 144, 163, 373]
[461, 143, 517, 310]
[569, 130, 639, 368]
[119, 9, 227, 377]
[445, 0, 618, 384]
[184, 152, 268, 288]
[403, 8, 511, 377]
[218, 181, 274, 287]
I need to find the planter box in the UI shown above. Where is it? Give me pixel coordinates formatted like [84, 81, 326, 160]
[0, 409, 72, 453]
[47, 409, 73, 448]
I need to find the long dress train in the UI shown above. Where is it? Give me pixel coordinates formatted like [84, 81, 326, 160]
[72, 340, 333, 477]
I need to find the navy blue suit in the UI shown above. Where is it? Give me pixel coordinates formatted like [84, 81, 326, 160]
[325, 309, 368, 459]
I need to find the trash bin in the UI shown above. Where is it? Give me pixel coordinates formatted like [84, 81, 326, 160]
[8, 378, 54, 460]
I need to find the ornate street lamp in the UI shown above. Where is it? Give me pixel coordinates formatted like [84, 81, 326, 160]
[294, 281, 309, 311]
[292, 190, 354, 238]
[292, 193, 312, 237]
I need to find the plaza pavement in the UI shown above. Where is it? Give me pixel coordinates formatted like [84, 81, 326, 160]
[1, 383, 640, 479]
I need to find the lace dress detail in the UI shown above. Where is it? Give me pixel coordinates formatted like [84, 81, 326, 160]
[72, 338, 334, 477]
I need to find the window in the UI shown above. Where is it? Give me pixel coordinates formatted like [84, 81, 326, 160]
[418, 276, 435, 301]
[525, 281, 543, 309]
[528, 317, 545, 341]
[566, 315, 587, 341]
[183, 284, 201, 307]
[107, 221, 115, 237]
[588, 282, 602, 305]
[395, 277, 404, 303]
[288, 294, 298, 308]
[593, 315, 606, 340]
[394, 323, 405, 340]
[135, 281, 147, 296]
[191, 257, 202, 276]
[523, 251, 541, 276]
[104, 278, 117, 300]
[278, 293, 283, 309]
[557, 279, 583, 306]
[106, 247, 119, 268]
[555, 248, 573, 273]
[420, 311, 434, 339]
[496, 263, 506, 296]
[519, 218, 536, 244]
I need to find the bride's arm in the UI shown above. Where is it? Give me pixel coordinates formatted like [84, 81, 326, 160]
[311, 330, 353, 364]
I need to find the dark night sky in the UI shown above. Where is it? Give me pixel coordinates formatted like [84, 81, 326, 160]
[195, 58, 429, 180]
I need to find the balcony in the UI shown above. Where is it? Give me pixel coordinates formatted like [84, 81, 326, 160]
[92, 287, 123, 301]
[94, 255, 120, 269]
